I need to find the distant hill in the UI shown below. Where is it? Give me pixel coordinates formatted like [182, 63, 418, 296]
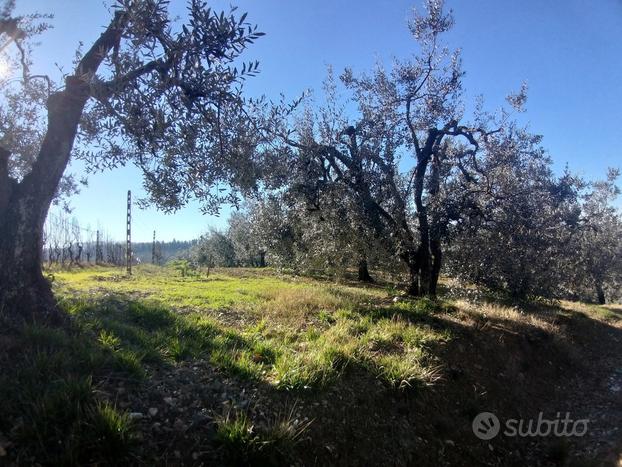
[132, 239, 198, 264]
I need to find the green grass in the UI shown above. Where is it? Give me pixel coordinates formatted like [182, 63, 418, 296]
[49, 265, 450, 391]
[0, 265, 452, 464]
[215, 407, 310, 465]
[0, 323, 136, 465]
[590, 304, 622, 322]
[59, 294, 272, 379]
[555, 300, 622, 324]
[6, 265, 612, 465]
[52, 265, 384, 317]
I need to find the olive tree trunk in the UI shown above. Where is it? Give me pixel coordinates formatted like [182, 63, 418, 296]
[412, 144, 433, 297]
[357, 257, 374, 283]
[0, 198, 57, 323]
[0, 14, 125, 323]
[430, 238, 442, 296]
[0, 88, 88, 322]
[595, 282, 606, 305]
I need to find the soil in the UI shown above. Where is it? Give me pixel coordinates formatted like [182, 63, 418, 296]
[2, 302, 621, 466]
[95, 304, 622, 466]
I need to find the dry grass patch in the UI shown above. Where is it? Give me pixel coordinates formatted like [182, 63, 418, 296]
[258, 286, 350, 328]
[452, 300, 560, 334]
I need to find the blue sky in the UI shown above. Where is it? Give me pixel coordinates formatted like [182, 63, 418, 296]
[18, 0, 622, 241]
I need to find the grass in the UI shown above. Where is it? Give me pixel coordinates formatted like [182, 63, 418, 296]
[215, 407, 310, 465]
[60, 294, 272, 379]
[0, 323, 136, 465]
[9, 264, 616, 464]
[573, 302, 622, 323]
[50, 265, 450, 391]
[51, 265, 383, 321]
[0, 265, 451, 463]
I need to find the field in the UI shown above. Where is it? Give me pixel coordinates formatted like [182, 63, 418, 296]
[1, 265, 621, 466]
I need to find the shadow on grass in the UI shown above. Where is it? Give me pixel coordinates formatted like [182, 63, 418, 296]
[62, 293, 277, 379]
[0, 318, 137, 466]
[0, 293, 280, 466]
[277, 266, 401, 293]
[348, 296, 457, 329]
[8, 281, 618, 467]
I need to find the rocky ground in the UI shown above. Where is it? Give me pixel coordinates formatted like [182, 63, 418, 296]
[90, 303, 622, 466]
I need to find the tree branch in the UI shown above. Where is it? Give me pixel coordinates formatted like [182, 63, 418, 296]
[92, 58, 168, 101]
[405, 96, 421, 156]
[21, 10, 131, 211]
[75, 11, 128, 79]
[0, 145, 10, 182]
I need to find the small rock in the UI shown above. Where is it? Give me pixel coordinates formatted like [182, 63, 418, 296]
[191, 412, 211, 426]
[148, 407, 159, 417]
[164, 397, 175, 406]
[0, 446, 6, 457]
[173, 418, 187, 432]
[129, 412, 144, 420]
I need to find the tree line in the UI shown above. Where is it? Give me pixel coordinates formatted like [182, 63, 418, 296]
[191, 162, 621, 304]
[188, 1, 622, 304]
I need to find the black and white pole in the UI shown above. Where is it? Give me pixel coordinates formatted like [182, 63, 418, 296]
[152, 230, 156, 265]
[126, 190, 132, 275]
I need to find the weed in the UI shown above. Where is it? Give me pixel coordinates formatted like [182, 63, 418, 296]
[88, 402, 135, 457]
[215, 408, 310, 465]
[98, 329, 120, 350]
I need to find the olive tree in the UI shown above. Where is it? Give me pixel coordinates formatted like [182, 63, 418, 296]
[227, 208, 267, 267]
[564, 169, 622, 303]
[260, 0, 522, 296]
[0, 0, 263, 321]
[443, 145, 583, 299]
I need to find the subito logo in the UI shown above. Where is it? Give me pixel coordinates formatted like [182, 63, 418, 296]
[472, 412, 500, 440]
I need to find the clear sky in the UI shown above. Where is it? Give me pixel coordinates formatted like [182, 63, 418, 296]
[17, 0, 622, 242]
